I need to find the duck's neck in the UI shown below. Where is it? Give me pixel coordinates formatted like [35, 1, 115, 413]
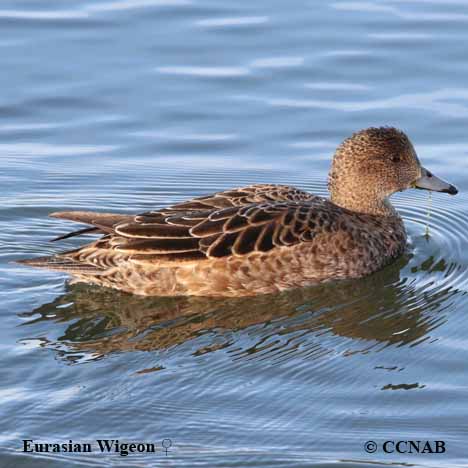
[330, 192, 398, 217]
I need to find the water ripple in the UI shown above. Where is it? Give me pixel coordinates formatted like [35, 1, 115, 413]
[251, 57, 304, 68]
[265, 88, 468, 117]
[156, 66, 251, 77]
[0, 143, 117, 157]
[196, 16, 269, 28]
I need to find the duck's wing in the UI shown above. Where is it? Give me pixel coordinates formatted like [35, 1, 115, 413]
[48, 184, 315, 241]
[159, 184, 316, 212]
[101, 196, 341, 262]
[19, 185, 336, 270]
[100, 184, 327, 262]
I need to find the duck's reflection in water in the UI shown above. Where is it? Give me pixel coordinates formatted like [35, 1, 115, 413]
[20, 253, 459, 364]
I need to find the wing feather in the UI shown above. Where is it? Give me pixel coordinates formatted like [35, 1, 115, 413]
[107, 195, 339, 259]
[45, 184, 342, 266]
[114, 223, 191, 239]
[115, 237, 200, 254]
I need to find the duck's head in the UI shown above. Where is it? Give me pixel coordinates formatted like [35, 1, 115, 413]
[328, 127, 458, 216]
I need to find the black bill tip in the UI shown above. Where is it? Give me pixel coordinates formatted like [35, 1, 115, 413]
[443, 184, 458, 195]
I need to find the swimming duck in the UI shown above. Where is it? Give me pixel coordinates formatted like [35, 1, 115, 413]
[19, 127, 458, 297]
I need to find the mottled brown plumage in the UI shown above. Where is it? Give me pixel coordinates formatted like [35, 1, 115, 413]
[18, 127, 458, 296]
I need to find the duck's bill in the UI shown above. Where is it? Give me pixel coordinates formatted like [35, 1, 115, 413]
[413, 167, 458, 195]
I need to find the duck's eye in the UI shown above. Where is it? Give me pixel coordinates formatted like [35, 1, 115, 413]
[391, 155, 400, 163]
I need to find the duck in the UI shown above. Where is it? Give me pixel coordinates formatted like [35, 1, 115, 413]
[18, 127, 458, 297]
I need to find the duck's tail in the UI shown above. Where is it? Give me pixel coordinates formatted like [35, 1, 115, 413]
[48, 211, 131, 241]
[15, 254, 104, 274]
[15, 210, 132, 274]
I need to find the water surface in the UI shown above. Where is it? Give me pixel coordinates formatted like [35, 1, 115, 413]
[2, 0, 468, 467]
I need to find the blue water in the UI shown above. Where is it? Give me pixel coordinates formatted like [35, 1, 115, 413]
[2, 0, 468, 466]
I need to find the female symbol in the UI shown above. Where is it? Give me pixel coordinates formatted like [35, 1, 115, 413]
[161, 438, 172, 455]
